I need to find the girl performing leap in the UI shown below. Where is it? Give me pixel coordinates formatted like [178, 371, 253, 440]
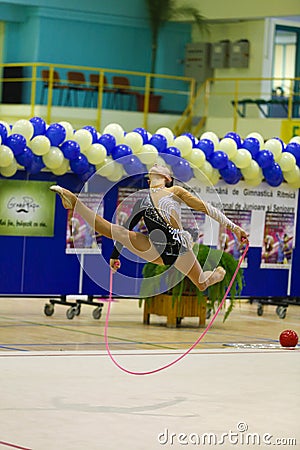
[50, 164, 248, 291]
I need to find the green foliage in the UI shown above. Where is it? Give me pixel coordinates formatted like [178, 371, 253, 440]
[140, 244, 245, 321]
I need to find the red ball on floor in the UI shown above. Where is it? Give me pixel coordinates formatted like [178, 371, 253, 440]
[279, 330, 298, 347]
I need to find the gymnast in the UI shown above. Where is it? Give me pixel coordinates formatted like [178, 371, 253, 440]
[50, 164, 248, 291]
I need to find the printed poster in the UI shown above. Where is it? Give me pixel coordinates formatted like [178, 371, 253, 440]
[0, 180, 55, 237]
[116, 187, 148, 234]
[261, 211, 295, 268]
[66, 192, 104, 254]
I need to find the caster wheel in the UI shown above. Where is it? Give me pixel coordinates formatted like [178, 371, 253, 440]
[44, 303, 54, 316]
[257, 305, 263, 316]
[66, 307, 76, 320]
[277, 306, 287, 319]
[74, 305, 81, 316]
[206, 309, 212, 320]
[92, 307, 102, 320]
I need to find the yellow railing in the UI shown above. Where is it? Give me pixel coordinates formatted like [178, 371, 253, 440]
[174, 77, 300, 136]
[0, 62, 196, 131]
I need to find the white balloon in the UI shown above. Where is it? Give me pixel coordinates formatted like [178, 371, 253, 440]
[155, 127, 174, 147]
[52, 158, 70, 176]
[12, 119, 34, 141]
[200, 131, 219, 148]
[102, 123, 124, 144]
[173, 135, 193, 157]
[42, 146, 64, 169]
[59, 121, 74, 140]
[218, 138, 238, 159]
[0, 158, 17, 177]
[124, 132, 143, 154]
[106, 164, 124, 181]
[278, 152, 296, 172]
[30, 135, 51, 156]
[96, 157, 116, 177]
[231, 149, 252, 169]
[85, 143, 107, 165]
[73, 129, 93, 153]
[138, 144, 158, 165]
[241, 160, 261, 180]
[283, 166, 300, 183]
[186, 148, 206, 168]
[246, 132, 264, 148]
[263, 138, 282, 161]
[0, 145, 14, 167]
[194, 161, 213, 183]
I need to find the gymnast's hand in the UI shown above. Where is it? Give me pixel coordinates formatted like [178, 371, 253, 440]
[110, 259, 121, 273]
[234, 226, 249, 245]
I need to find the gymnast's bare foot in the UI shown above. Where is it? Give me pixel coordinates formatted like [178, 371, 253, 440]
[50, 185, 77, 210]
[199, 266, 226, 291]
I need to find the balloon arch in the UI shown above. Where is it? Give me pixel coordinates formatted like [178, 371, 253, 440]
[0, 117, 300, 188]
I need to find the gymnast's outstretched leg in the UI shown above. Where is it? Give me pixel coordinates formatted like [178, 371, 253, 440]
[50, 185, 164, 265]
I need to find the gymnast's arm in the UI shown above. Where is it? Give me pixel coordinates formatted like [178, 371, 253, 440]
[172, 186, 249, 244]
[110, 199, 146, 271]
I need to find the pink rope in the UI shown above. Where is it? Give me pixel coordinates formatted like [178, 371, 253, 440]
[104, 243, 249, 375]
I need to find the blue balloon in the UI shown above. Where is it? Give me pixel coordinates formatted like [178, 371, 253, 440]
[45, 123, 66, 146]
[149, 134, 167, 152]
[5, 134, 26, 156]
[29, 116, 46, 137]
[209, 151, 228, 170]
[224, 132, 243, 148]
[274, 137, 285, 151]
[15, 146, 34, 168]
[0, 123, 8, 141]
[124, 155, 145, 176]
[255, 150, 274, 169]
[97, 134, 116, 155]
[263, 163, 283, 187]
[133, 127, 149, 144]
[219, 161, 241, 184]
[83, 126, 98, 143]
[27, 154, 45, 174]
[80, 164, 96, 183]
[242, 137, 260, 158]
[111, 144, 132, 164]
[60, 140, 81, 160]
[284, 142, 300, 166]
[70, 154, 89, 174]
[196, 139, 214, 159]
[172, 158, 193, 182]
[161, 146, 181, 165]
[182, 132, 197, 147]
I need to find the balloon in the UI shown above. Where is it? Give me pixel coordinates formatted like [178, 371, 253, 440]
[219, 161, 241, 183]
[200, 131, 219, 147]
[218, 137, 238, 159]
[73, 129, 93, 152]
[224, 132, 242, 148]
[242, 137, 260, 158]
[106, 163, 123, 182]
[245, 176, 263, 187]
[241, 160, 261, 180]
[161, 146, 181, 166]
[80, 164, 97, 183]
[209, 151, 228, 170]
[149, 134, 168, 153]
[255, 150, 274, 169]
[155, 127, 174, 147]
[0, 159, 17, 177]
[186, 147, 205, 168]
[70, 154, 89, 174]
[172, 158, 193, 182]
[173, 135, 193, 157]
[111, 144, 132, 164]
[45, 123, 66, 147]
[194, 161, 213, 183]
[15, 146, 34, 168]
[231, 148, 252, 168]
[83, 126, 98, 143]
[246, 132, 264, 148]
[264, 138, 282, 161]
[124, 155, 145, 176]
[278, 152, 296, 172]
[0, 145, 14, 167]
[132, 127, 149, 144]
[59, 121, 74, 140]
[0, 121, 10, 140]
[52, 158, 70, 176]
[97, 133, 116, 155]
[210, 168, 220, 186]
[96, 157, 116, 177]
[137, 144, 158, 165]
[182, 132, 197, 147]
[5, 134, 26, 156]
[289, 136, 300, 145]
[124, 132, 143, 154]
[27, 154, 45, 174]
[263, 163, 283, 187]
[85, 143, 107, 165]
[60, 140, 81, 160]
[12, 119, 34, 141]
[29, 135, 51, 156]
[103, 123, 124, 144]
[42, 146, 64, 169]
[284, 142, 300, 166]
[196, 139, 214, 159]
[29, 117, 46, 137]
[283, 166, 300, 183]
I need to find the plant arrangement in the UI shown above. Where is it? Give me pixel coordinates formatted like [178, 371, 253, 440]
[140, 243, 245, 322]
